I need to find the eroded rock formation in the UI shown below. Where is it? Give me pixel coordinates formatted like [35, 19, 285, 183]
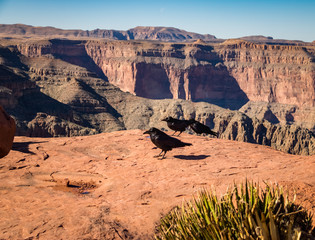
[0, 106, 16, 158]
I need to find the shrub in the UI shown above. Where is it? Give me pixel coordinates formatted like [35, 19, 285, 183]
[155, 181, 314, 240]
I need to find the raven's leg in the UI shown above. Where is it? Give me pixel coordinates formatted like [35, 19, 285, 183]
[160, 151, 167, 160]
[154, 149, 163, 158]
[212, 131, 218, 138]
[172, 131, 177, 136]
[177, 131, 182, 136]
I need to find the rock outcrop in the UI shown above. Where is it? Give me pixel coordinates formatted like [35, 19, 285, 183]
[239, 101, 315, 132]
[113, 99, 315, 155]
[26, 112, 97, 137]
[0, 106, 16, 158]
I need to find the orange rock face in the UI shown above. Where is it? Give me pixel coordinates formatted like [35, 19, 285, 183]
[0, 106, 16, 158]
[84, 41, 250, 104]
[17, 39, 314, 108]
[216, 41, 315, 107]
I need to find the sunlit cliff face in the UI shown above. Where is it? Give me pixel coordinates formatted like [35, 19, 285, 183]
[15, 39, 314, 108]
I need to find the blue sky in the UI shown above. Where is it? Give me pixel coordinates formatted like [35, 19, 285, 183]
[0, 0, 314, 42]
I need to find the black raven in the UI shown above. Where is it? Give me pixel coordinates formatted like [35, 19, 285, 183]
[143, 127, 192, 159]
[189, 119, 218, 137]
[162, 116, 191, 136]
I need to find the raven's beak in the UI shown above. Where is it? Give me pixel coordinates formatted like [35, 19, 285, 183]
[143, 130, 150, 134]
[161, 118, 167, 121]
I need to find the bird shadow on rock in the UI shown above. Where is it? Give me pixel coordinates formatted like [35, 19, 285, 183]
[173, 154, 210, 160]
[12, 141, 46, 154]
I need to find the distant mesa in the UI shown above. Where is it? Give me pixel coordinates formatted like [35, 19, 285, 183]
[0, 24, 217, 42]
[1, 24, 312, 44]
[240, 35, 274, 41]
[127, 26, 217, 42]
[220, 38, 248, 45]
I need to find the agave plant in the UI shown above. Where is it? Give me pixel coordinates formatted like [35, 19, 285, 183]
[155, 181, 314, 240]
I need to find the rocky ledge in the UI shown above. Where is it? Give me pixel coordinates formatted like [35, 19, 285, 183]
[0, 130, 314, 239]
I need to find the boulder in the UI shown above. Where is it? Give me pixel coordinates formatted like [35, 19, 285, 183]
[0, 106, 16, 158]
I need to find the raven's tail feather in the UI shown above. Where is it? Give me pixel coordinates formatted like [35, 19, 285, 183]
[183, 142, 192, 146]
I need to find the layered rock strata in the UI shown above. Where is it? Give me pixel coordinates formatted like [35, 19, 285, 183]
[0, 39, 314, 155]
[216, 40, 315, 107]
[15, 39, 315, 109]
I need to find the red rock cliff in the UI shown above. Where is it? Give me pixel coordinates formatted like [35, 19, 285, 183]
[16, 39, 315, 108]
[215, 40, 315, 107]
[84, 41, 248, 104]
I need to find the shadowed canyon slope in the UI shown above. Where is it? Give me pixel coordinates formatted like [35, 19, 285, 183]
[0, 130, 314, 239]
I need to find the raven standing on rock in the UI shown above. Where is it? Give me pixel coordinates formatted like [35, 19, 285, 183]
[143, 127, 192, 159]
[189, 119, 218, 137]
[162, 116, 191, 136]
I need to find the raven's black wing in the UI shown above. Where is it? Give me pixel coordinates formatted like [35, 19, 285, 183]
[168, 119, 190, 131]
[191, 122, 217, 136]
[151, 132, 191, 150]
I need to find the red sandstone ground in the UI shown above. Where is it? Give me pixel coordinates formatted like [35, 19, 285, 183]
[0, 129, 314, 239]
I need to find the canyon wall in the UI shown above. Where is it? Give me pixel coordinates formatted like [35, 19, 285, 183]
[0, 45, 38, 109]
[1, 38, 315, 154]
[89, 39, 315, 107]
[216, 40, 315, 107]
[15, 39, 315, 109]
